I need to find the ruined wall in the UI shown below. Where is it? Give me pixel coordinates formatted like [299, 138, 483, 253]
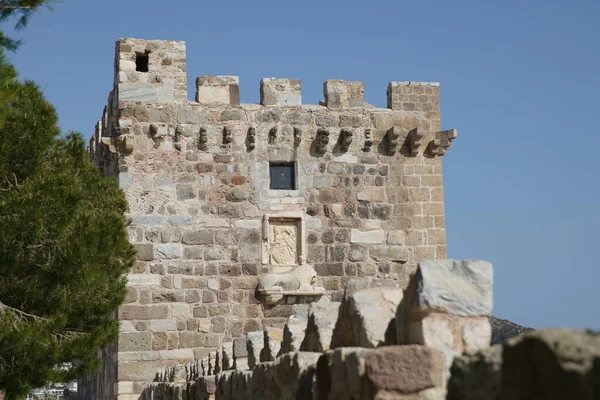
[82, 38, 457, 399]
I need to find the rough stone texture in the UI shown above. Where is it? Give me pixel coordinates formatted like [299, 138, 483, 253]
[281, 313, 309, 354]
[412, 259, 493, 317]
[316, 346, 445, 400]
[398, 260, 493, 376]
[251, 352, 320, 400]
[300, 297, 340, 352]
[332, 281, 403, 349]
[84, 37, 456, 398]
[500, 328, 600, 400]
[261, 327, 283, 362]
[447, 345, 503, 400]
[244, 331, 264, 370]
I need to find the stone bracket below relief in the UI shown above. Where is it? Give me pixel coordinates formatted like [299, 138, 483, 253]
[257, 264, 325, 305]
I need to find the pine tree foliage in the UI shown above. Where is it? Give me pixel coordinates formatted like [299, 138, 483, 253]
[0, 51, 135, 399]
[0, 0, 55, 50]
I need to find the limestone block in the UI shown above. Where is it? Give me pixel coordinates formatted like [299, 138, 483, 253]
[500, 328, 600, 400]
[221, 342, 234, 371]
[261, 327, 283, 362]
[331, 286, 403, 348]
[369, 245, 409, 262]
[149, 319, 177, 332]
[350, 229, 385, 244]
[281, 314, 309, 354]
[260, 78, 302, 106]
[119, 82, 156, 101]
[195, 76, 240, 105]
[127, 273, 160, 287]
[233, 338, 249, 371]
[316, 346, 445, 400]
[246, 331, 264, 368]
[323, 80, 365, 108]
[447, 345, 502, 400]
[412, 260, 493, 317]
[357, 187, 386, 202]
[251, 352, 320, 400]
[118, 332, 152, 352]
[300, 297, 340, 352]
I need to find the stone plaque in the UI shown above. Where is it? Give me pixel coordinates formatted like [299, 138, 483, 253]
[269, 220, 298, 265]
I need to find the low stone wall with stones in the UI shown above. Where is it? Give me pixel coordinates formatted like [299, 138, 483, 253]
[139, 260, 600, 400]
[82, 36, 460, 399]
[139, 259, 494, 400]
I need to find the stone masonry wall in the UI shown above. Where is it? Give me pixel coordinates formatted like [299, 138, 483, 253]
[82, 38, 457, 399]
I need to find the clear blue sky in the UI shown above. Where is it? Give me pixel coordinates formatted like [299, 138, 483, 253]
[4, 0, 599, 330]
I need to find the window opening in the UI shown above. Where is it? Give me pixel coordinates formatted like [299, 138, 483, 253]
[136, 52, 149, 72]
[269, 163, 295, 190]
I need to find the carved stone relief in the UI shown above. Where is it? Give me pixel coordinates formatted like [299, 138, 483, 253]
[269, 220, 298, 266]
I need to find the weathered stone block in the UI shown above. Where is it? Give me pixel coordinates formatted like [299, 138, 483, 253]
[260, 78, 301, 106]
[447, 345, 502, 400]
[195, 76, 240, 105]
[332, 286, 403, 348]
[323, 80, 364, 108]
[412, 259, 493, 316]
[300, 297, 340, 352]
[369, 245, 408, 262]
[350, 229, 385, 244]
[119, 305, 169, 320]
[119, 332, 152, 352]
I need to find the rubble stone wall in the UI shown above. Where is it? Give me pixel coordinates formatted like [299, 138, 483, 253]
[82, 37, 458, 399]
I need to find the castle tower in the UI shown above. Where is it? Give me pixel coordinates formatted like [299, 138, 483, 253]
[82, 38, 457, 399]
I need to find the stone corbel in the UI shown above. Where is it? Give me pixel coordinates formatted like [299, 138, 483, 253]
[293, 127, 302, 149]
[427, 129, 457, 156]
[246, 126, 256, 151]
[388, 126, 401, 153]
[363, 128, 373, 152]
[198, 127, 208, 151]
[222, 125, 234, 147]
[268, 127, 278, 145]
[408, 127, 425, 156]
[101, 136, 133, 155]
[339, 128, 353, 152]
[315, 128, 330, 155]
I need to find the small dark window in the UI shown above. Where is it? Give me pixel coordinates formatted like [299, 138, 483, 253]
[136, 52, 149, 72]
[270, 163, 295, 190]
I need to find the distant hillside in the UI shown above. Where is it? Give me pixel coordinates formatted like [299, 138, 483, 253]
[490, 316, 533, 344]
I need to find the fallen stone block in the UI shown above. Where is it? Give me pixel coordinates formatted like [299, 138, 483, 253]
[233, 338, 249, 371]
[411, 259, 493, 317]
[221, 342, 234, 371]
[500, 328, 600, 400]
[332, 283, 403, 348]
[301, 297, 340, 352]
[398, 260, 493, 372]
[251, 352, 320, 400]
[281, 314, 309, 354]
[261, 327, 283, 362]
[246, 331, 264, 369]
[316, 345, 446, 400]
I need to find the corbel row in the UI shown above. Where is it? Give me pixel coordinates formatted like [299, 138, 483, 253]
[390, 126, 457, 156]
[146, 123, 456, 157]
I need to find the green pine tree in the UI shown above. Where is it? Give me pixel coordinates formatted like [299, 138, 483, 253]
[0, 51, 135, 399]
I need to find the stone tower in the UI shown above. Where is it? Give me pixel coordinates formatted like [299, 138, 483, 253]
[82, 38, 457, 399]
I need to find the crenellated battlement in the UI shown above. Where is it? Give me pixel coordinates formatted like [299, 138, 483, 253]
[114, 38, 441, 111]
